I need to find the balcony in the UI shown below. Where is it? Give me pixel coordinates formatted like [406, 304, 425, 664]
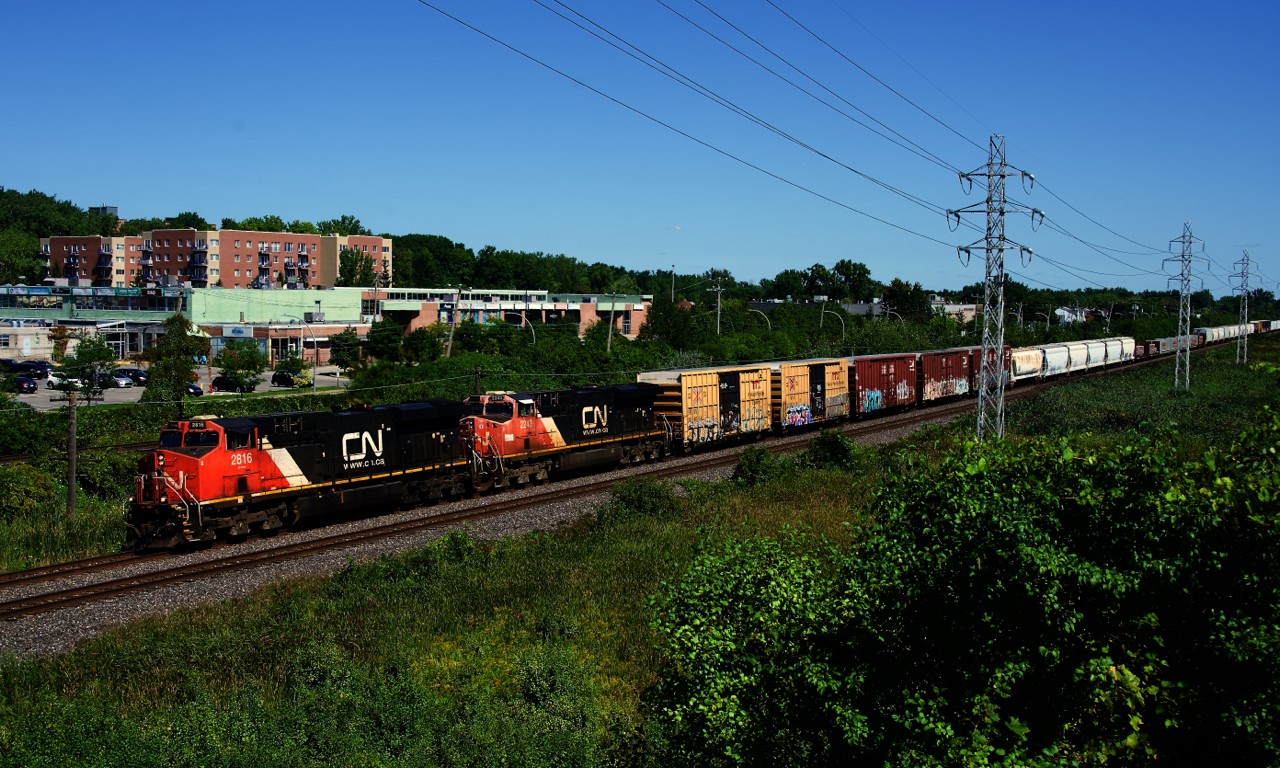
[96, 256, 113, 268]
[298, 255, 310, 267]
[188, 255, 207, 266]
[140, 243, 153, 253]
[65, 256, 81, 268]
[283, 258, 295, 267]
[138, 255, 153, 266]
[258, 245, 271, 255]
[258, 255, 271, 267]
[98, 247, 113, 256]
[191, 242, 208, 253]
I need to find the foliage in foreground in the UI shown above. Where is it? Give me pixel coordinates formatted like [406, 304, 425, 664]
[650, 409, 1280, 766]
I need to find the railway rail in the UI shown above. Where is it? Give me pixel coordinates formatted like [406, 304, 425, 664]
[0, 342, 1226, 620]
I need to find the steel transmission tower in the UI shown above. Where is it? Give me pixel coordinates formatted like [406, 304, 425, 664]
[948, 136, 1042, 441]
[1164, 222, 1206, 390]
[1233, 249, 1252, 364]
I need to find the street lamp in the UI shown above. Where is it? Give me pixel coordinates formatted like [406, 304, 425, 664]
[747, 307, 771, 330]
[504, 311, 536, 345]
[283, 314, 317, 394]
[1036, 312, 1050, 332]
[884, 310, 903, 322]
[822, 309, 846, 342]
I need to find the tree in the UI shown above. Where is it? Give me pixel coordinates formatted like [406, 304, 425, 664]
[337, 248, 375, 287]
[0, 228, 41, 285]
[213, 339, 269, 392]
[286, 220, 319, 234]
[833, 259, 875, 302]
[140, 313, 209, 414]
[53, 332, 116, 395]
[880, 278, 932, 319]
[167, 211, 213, 230]
[329, 327, 361, 373]
[762, 269, 806, 301]
[273, 350, 309, 373]
[317, 215, 372, 237]
[365, 318, 404, 362]
[402, 327, 442, 364]
[637, 294, 705, 350]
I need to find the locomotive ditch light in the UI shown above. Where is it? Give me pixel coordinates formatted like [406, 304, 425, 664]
[157, 453, 165, 467]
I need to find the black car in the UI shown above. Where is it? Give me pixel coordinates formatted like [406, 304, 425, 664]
[8, 376, 37, 394]
[185, 381, 204, 397]
[211, 376, 256, 393]
[13, 362, 48, 379]
[117, 367, 149, 386]
[0, 359, 18, 373]
[271, 371, 300, 388]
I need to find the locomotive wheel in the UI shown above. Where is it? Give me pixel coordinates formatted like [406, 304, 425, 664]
[473, 478, 495, 494]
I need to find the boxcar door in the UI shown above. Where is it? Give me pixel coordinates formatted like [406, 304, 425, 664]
[719, 371, 741, 434]
[808, 364, 827, 419]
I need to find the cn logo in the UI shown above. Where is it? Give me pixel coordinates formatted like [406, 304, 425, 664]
[582, 405, 608, 431]
[342, 430, 385, 461]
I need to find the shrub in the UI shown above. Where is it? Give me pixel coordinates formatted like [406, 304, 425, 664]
[597, 477, 684, 526]
[731, 445, 793, 488]
[0, 464, 59, 520]
[651, 408, 1280, 765]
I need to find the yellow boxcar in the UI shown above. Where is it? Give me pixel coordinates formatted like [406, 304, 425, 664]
[637, 364, 771, 449]
[769, 358, 849, 428]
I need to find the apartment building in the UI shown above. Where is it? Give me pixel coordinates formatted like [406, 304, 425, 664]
[37, 235, 143, 288]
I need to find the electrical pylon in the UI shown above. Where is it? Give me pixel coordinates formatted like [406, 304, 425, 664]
[1233, 249, 1251, 364]
[1164, 222, 1206, 390]
[948, 136, 1042, 441]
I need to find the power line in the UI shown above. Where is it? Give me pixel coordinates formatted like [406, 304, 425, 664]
[652, 0, 966, 175]
[411, 0, 957, 248]
[764, 0, 986, 154]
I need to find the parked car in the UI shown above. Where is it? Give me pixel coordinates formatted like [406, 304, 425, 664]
[25, 360, 53, 371]
[271, 370, 312, 388]
[185, 381, 204, 397]
[211, 376, 256, 393]
[46, 370, 82, 389]
[0, 359, 19, 373]
[8, 376, 37, 394]
[117, 367, 149, 386]
[13, 362, 48, 379]
[95, 372, 133, 388]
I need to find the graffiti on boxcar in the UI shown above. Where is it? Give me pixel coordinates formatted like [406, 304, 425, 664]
[861, 389, 883, 412]
[785, 404, 813, 426]
[895, 380, 912, 403]
[688, 417, 722, 444]
[827, 392, 849, 417]
[741, 404, 768, 433]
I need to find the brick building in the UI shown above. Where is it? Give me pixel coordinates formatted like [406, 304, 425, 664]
[41, 230, 393, 291]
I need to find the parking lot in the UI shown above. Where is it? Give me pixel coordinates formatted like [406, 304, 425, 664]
[9, 366, 348, 412]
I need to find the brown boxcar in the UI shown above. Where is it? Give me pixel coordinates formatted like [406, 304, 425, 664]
[769, 358, 849, 428]
[1133, 344, 1146, 360]
[918, 348, 971, 402]
[957, 345, 1013, 388]
[851, 353, 918, 414]
[637, 364, 771, 449]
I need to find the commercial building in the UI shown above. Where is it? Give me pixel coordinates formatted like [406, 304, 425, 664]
[40, 230, 392, 291]
[0, 285, 651, 363]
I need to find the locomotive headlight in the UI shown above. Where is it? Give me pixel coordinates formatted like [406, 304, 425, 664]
[157, 454, 165, 467]
[159, 493, 168, 504]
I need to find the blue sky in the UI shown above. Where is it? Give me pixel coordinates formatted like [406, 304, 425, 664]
[3, 0, 1277, 295]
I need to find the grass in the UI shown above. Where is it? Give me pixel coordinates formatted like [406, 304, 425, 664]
[1004, 334, 1280, 454]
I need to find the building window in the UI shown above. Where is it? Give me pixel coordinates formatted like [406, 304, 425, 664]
[211, 239, 218, 246]
[362, 245, 368, 252]
[311, 270, 317, 278]
[273, 255, 279, 264]
[382, 246, 389, 252]
[284, 242, 293, 252]
[130, 257, 135, 263]
[0, 336, 9, 348]
[165, 239, 170, 246]
[235, 269, 240, 277]
[115, 269, 125, 276]
[235, 255, 240, 262]
[271, 242, 281, 252]
[197, 239, 205, 247]
[115, 243, 124, 250]
[235, 239, 240, 247]
[382, 259, 388, 267]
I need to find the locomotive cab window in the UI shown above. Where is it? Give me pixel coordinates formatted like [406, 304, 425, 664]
[160, 430, 182, 447]
[465, 401, 485, 416]
[226, 430, 253, 450]
[183, 430, 219, 448]
[517, 401, 535, 418]
[484, 401, 513, 422]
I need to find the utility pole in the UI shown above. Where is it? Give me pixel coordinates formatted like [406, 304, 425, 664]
[710, 278, 725, 335]
[606, 293, 619, 354]
[670, 265, 675, 302]
[472, 366, 502, 396]
[1233, 249, 1252, 364]
[1164, 222, 1206, 389]
[948, 135, 1041, 441]
[446, 284, 463, 358]
[49, 383, 103, 521]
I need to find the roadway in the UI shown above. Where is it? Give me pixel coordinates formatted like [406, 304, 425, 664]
[10, 366, 350, 412]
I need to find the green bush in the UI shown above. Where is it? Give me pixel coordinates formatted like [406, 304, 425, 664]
[650, 409, 1280, 765]
[597, 477, 684, 526]
[802, 429, 865, 472]
[0, 464, 58, 520]
[731, 445, 794, 488]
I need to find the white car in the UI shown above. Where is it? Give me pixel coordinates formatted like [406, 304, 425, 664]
[46, 371, 82, 389]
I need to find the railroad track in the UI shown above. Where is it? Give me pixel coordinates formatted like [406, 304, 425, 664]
[0, 343, 1226, 620]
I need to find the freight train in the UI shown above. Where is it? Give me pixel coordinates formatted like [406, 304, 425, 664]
[128, 320, 1277, 549]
